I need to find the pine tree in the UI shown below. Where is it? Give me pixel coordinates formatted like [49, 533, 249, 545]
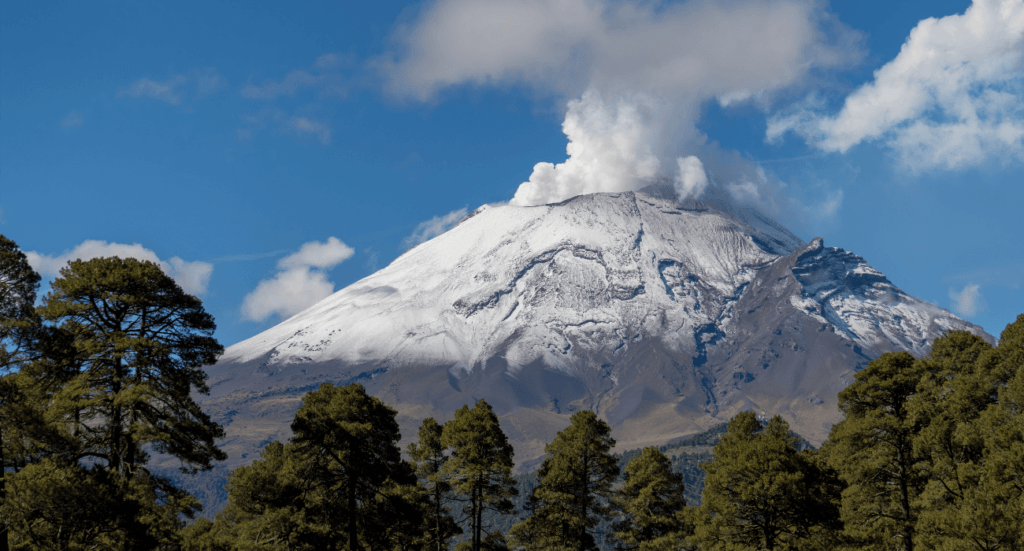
[409, 417, 462, 551]
[508, 410, 618, 551]
[0, 234, 41, 375]
[691, 412, 840, 550]
[37, 257, 226, 481]
[825, 351, 927, 550]
[6, 256, 228, 548]
[441, 399, 518, 551]
[220, 440, 317, 550]
[290, 382, 416, 551]
[0, 235, 41, 551]
[972, 317, 1024, 549]
[911, 318, 1024, 549]
[189, 384, 423, 550]
[612, 447, 688, 551]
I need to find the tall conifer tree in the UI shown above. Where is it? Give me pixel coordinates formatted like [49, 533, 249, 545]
[0, 235, 42, 551]
[409, 417, 462, 551]
[612, 447, 688, 551]
[442, 399, 517, 551]
[509, 410, 618, 551]
[825, 351, 927, 550]
[37, 257, 226, 480]
[911, 319, 1024, 549]
[290, 382, 414, 551]
[691, 412, 840, 550]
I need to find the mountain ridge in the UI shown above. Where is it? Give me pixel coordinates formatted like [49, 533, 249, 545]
[165, 189, 987, 516]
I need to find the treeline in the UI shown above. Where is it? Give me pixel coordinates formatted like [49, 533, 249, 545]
[185, 317, 1024, 551]
[2, 231, 1023, 550]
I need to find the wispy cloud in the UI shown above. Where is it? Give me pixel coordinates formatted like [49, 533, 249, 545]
[25, 240, 213, 296]
[196, 68, 226, 97]
[236, 108, 331, 145]
[241, 237, 355, 322]
[241, 53, 349, 100]
[120, 76, 188, 104]
[290, 117, 331, 144]
[945, 264, 1024, 291]
[60, 111, 83, 128]
[364, 248, 379, 273]
[242, 70, 322, 99]
[949, 284, 987, 317]
[768, 0, 1024, 171]
[119, 69, 226, 105]
[211, 249, 291, 262]
[402, 207, 469, 248]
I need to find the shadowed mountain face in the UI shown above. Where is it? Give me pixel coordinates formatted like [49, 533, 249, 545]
[163, 190, 986, 513]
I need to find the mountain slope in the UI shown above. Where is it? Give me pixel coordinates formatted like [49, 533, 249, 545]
[175, 189, 984, 514]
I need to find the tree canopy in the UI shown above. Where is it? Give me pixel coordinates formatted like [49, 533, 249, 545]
[509, 410, 618, 551]
[442, 399, 518, 551]
[691, 412, 840, 550]
[612, 447, 688, 551]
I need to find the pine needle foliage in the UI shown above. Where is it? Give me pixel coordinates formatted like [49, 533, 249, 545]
[442, 399, 518, 551]
[612, 447, 689, 551]
[691, 412, 840, 550]
[509, 410, 618, 551]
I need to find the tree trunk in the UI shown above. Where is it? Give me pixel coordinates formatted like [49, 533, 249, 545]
[435, 484, 443, 551]
[473, 483, 481, 548]
[349, 478, 359, 551]
[1, 424, 8, 551]
[899, 440, 914, 551]
[579, 452, 589, 551]
[110, 357, 123, 475]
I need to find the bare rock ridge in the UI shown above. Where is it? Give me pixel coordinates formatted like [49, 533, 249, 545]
[172, 189, 986, 513]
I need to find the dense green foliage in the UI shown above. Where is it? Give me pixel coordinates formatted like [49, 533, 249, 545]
[825, 351, 927, 549]
[689, 412, 840, 550]
[410, 418, 463, 551]
[509, 411, 619, 551]
[442, 400, 519, 551]
[825, 318, 1024, 550]
[185, 383, 425, 550]
[612, 447, 688, 550]
[0, 238, 226, 551]
[3, 233, 1023, 550]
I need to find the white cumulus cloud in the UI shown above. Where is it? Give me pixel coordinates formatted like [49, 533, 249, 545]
[25, 240, 213, 296]
[403, 207, 469, 247]
[382, 0, 862, 206]
[278, 237, 355, 269]
[768, 0, 1024, 171]
[241, 237, 354, 323]
[949, 284, 987, 317]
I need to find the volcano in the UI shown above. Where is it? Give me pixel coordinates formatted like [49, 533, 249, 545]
[172, 188, 985, 512]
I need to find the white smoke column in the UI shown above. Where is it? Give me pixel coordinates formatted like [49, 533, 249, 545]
[383, 0, 864, 209]
[511, 90, 661, 206]
[674, 156, 709, 200]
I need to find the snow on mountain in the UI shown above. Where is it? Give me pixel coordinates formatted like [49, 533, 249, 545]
[223, 191, 790, 371]
[222, 190, 969, 379]
[180, 189, 985, 515]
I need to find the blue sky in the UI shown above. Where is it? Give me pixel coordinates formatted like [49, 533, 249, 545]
[2, 0, 1022, 347]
